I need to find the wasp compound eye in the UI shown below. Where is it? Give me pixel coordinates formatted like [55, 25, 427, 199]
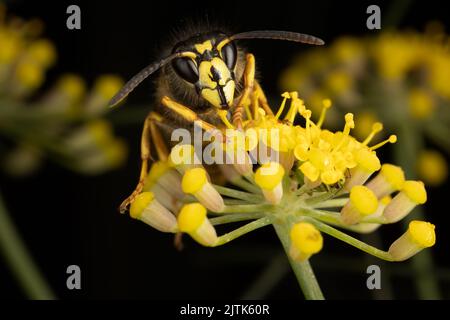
[220, 42, 237, 70]
[172, 58, 199, 84]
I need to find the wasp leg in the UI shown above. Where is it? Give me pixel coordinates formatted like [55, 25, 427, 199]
[148, 112, 169, 162]
[255, 81, 273, 116]
[232, 53, 255, 128]
[174, 232, 184, 251]
[161, 96, 222, 134]
[119, 112, 168, 213]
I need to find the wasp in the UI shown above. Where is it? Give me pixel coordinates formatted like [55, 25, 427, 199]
[110, 29, 324, 213]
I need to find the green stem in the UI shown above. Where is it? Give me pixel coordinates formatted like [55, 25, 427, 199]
[222, 203, 274, 214]
[305, 217, 394, 261]
[0, 192, 56, 299]
[304, 188, 343, 206]
[311, 198, 349, 209]
[213, 185, 263, 202]
[210, 212, 265, 226]
[300, 207, 387, 233]
[272, 221, 324, 300]
[299, 207, 343, 226]
[229, 178, 262, 194]
[214, 216, 273, 246]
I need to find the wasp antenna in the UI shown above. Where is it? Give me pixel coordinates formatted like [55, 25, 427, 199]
[108, 52, 193, 107]
[230, 30, 325, 46]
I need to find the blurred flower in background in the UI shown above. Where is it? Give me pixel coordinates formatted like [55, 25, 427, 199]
[280, 24, 450, 186]
[0, 4, 127, 176]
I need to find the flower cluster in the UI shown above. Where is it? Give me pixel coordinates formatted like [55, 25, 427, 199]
[280, 27, 450, 186]
[0, 5, 126, 175]
[127, 91, 436, 264]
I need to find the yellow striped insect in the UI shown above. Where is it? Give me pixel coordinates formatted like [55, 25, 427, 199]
[109, 30, 324, 213]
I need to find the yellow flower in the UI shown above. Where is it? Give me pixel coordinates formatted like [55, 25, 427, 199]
[383, 180, 427, 223]
[57, 74, 86, 102]
[178, 203, 217, 246]
[93, 75, 124, 101]
[408, 88, 435, 119]
[130, 192, 178, 233]
[331, 37, 364, 63]
[416, 149, 448, 186]
[365, 163, 405, 198]
[289, 222, 323, 261]
[389, 220, 436, 261]
[182, 167, 225, 212]
[26, 39, 57, 68]
[0, 29, 22, 63]
[372, 33, 420, 80]
[325, 69, 352, 94]
[14, 61, 43, 89]
[255, 162, 285, 204]
[341, 185, 379, 225]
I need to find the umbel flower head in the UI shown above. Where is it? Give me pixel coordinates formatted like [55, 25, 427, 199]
[124, 90, 436, 265]
[0, 5, 127, 175]
[279, 27, 450, 186]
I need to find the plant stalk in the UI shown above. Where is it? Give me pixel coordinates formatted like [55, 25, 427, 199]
[273, 221, 324, 300]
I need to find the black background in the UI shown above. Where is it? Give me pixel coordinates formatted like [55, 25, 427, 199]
[0, 0, 449, 300]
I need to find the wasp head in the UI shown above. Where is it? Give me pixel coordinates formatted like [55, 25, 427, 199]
[171, 32, 237, 109]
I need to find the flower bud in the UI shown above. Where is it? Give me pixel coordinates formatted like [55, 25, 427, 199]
[289, 222, 323, 261]
[129, 192, 177, 233]
[388, 220, 436, 261]
[365, 164, 405, 198]
[383, 180, 427, 223]
[178, 203, 217, 246]
[344, 148, 380, 191]
[144, 161, 183, 199]
[254, 162, 285, 204]
[341, 186, 379, 225]
[182, 167, 224, 212]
